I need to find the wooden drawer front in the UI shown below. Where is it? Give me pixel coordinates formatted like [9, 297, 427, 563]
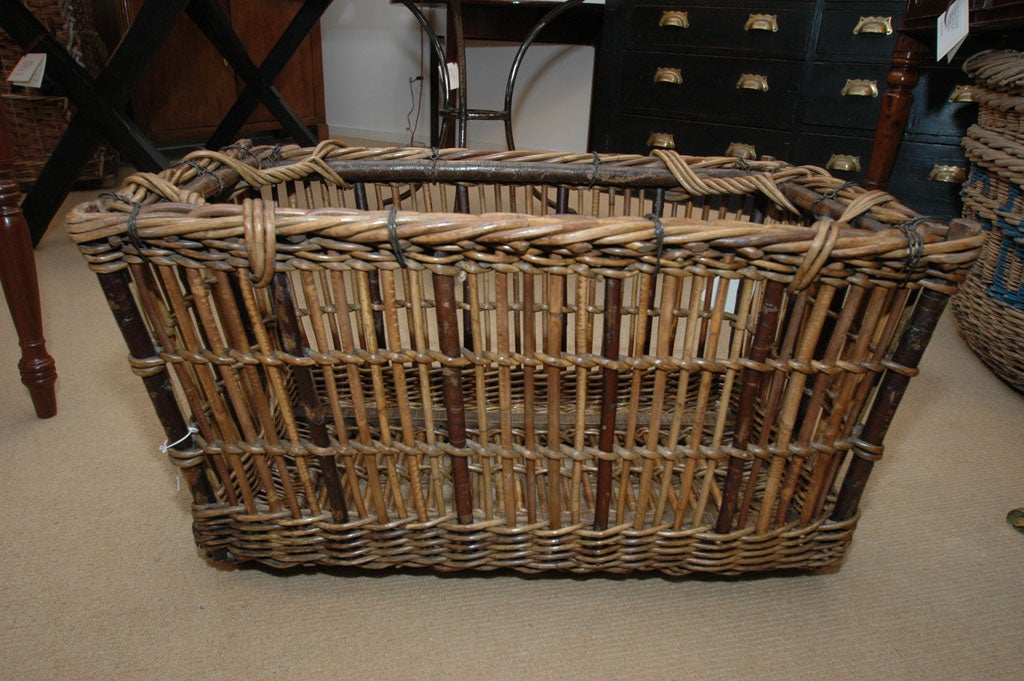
[630, 5, 814, 57]
[816, 3, 903, 62]
[793, 134, 966, 217]
[906, 67, 979, 139]
[618, 52, 802, 129]
[802, 62, 891, 132]
[887, 141, 967, 218]
[599, 114, 792, 159]
[793, 133, 874, 182]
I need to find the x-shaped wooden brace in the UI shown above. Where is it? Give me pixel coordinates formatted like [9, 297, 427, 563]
[0, 0, 332, 245]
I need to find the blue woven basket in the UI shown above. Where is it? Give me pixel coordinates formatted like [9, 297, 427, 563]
[953, 139, 1024, 392]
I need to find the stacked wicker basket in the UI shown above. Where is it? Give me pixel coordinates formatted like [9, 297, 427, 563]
[953, 50, 1024, 393]
[0, 0, 116, 186]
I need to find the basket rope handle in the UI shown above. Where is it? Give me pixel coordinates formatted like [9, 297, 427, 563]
[243, 198, 277, 288]
[652, 148, 800, 214]
[181, 140, 351, 190]
[788, 190, 900, 291]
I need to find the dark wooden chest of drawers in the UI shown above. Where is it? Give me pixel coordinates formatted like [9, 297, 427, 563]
[589, 0, 978, 217]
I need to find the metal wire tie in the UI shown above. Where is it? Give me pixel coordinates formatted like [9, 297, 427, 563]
[387, 204, 409, 268]
[645, 212, 666, 275]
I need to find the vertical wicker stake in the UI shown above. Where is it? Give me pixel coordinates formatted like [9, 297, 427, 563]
[353, 182, 387, 346]
[433, 270, 474, 524]
[522, 273, 539, 524]
[716, 279, 785, 532]
[495, 272, 517, 527]
[833, 219, 978, 521]
[97, 270, 216, 506]
[594, 275, 623, 530]
[773, 285, 866, 527]
[546, 272, 565, 530]
[270, 273, 349, 523]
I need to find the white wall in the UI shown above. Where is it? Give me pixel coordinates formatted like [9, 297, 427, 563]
[319, 0, 595, 152]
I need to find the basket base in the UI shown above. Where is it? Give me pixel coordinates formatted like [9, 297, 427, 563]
[191, 505, 858, 577]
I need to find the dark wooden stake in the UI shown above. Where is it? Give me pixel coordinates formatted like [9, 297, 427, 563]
[97, 270, 216, 505]
[270, 273, 349, 523]
[830, 287, 951, 521]
[715, 279, 785, 532]
[594, 276, 623, 530]
[433, 271, 474, 523]
[832, 218, 978, 520]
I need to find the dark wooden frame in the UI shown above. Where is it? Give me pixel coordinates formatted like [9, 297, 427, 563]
[0, 0, 332, 246]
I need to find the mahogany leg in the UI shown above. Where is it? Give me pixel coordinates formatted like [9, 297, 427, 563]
[0, 96, 57, 418]
[865, 32, 927, 191]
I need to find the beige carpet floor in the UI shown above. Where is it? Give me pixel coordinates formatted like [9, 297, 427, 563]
[2, 185, 1023, 681]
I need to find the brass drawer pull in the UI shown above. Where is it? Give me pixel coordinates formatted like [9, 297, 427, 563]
[929, 164, 966, 183]
[841, 79, 879, 98]
[647, 132, 676, 150]
[853, 16, 894, 35]
[827, 154, 861, 172]
[949, 84, 974, 103]
[745, 13, 778, 32]
[654, 67, 683, 85]
[736, 74, 769, 91]
[726, 142, 757, 159]
[659, 11, 689, 28]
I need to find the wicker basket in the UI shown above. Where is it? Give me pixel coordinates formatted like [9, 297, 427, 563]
[952, 50, 1024, 394]
[0, 0, 117, 187]
[66, 141, 983, 576]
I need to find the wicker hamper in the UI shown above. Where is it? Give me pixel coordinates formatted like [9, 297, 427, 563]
[952, 50, 1024, 393]
[0, 0, 116, 187]
[66, 141, 983, 576]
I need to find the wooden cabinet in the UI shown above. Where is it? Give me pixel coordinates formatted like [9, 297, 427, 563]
[590, 0, 978, 218]
[94, 0, 327, 146]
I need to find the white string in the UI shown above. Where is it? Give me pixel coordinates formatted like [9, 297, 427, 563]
[159, 425, 198, 454]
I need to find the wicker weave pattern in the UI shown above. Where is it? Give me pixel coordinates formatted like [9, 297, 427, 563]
[67, 142, 981, 575]
[953, 50, 1024, 393]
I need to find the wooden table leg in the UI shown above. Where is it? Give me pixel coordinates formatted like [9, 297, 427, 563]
[0, 100, 56, 418]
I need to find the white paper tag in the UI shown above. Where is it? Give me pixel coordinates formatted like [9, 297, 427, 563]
[937, 0, 969, 63]
[6, 53, 47, 88]
[446, 61, 460, 91]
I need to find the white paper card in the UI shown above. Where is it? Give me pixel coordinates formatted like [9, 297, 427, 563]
[937, 0, 969, 63]
[446, 62, 460, 91]
[6, 53, 47, 88]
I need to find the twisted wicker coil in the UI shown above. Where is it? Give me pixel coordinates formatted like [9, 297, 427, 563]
[67, 142, 980, 297]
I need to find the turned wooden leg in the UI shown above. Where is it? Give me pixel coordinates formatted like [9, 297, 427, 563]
[865, 32, 926, 191]
[0, 98, 57, 418]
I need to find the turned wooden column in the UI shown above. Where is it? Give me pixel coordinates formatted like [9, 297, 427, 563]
[865, 32, 927, 191]
[0, 98, 57, 418]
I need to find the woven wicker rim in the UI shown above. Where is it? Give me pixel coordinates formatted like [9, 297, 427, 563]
[964, 49, 1024, 93]
[67, 141, 985, 297]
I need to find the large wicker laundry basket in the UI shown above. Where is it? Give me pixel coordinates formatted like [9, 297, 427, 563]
[66, 141, 982, 576]
[953, 50, 1024, 393]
